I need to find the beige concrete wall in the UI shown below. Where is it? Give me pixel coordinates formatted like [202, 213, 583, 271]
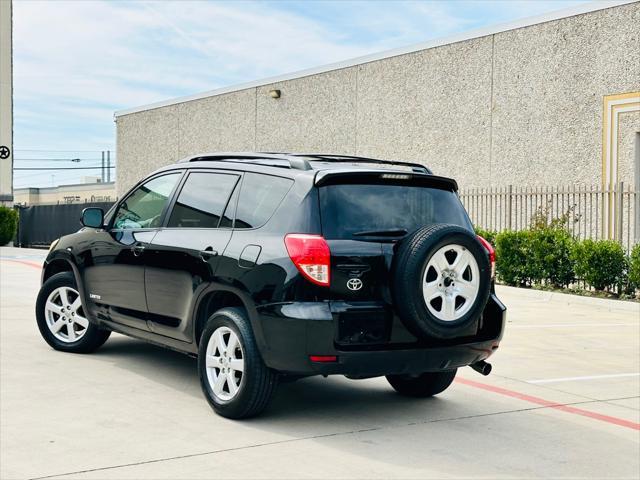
[116, 105, 180, 194]
[257, 68, 358, 153]
[116, 2, 640, 195]
[0, 0, 13, 204]
[116, 90, 257, 194]
[490, 1, 640, 189]
[356, 36, 493, 187]
[178, 89, 256, 158]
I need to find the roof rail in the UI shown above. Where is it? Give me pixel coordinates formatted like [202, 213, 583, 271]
[289, 153, 432, 174]
[184, 153, 312, 171]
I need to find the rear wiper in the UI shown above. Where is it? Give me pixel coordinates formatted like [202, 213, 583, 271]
[352, 228, 408, 237]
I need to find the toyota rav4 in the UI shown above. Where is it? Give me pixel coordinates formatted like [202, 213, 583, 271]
[36, 153, 506, 418]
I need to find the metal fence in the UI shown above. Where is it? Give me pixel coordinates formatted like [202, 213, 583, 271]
[16, 202, 114, 248]
[460, 183, 638, 252]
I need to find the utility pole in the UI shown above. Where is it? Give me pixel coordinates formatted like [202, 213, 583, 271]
[0, 0, 13, 205]
[107, 150, 111, 183]
[101, 151, 105, 183]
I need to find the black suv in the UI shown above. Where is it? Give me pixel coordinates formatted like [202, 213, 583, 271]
[36, 153, 506, 418]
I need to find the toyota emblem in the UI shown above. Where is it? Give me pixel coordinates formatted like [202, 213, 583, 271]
[346, 278, 363, 291]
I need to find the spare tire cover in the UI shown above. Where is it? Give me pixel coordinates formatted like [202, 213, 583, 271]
[391, 224, 491, 340]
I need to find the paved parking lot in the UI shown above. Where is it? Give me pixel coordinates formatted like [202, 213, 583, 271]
[1, 246, 639, 479]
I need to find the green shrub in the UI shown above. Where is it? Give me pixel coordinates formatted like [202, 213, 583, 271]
[528, 226, 575, 288]
[629, 244, 640, 290]
[495, 230, 533, 286]
[0, 206, 18, 246]
[572, 239, 627, 291]
[475, 227, 497, 247]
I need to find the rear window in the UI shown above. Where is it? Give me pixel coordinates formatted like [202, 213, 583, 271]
[319, 184, 471, 239]
[235, 173, 293, 229]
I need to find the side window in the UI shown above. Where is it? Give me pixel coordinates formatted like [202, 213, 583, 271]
[235, 173, 293, 229]
[113, 173, 180, 230]
[167, 172, 239, 228]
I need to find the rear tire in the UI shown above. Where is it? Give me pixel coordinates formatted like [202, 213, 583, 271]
[198, 307, 278, 419]
[386, 369, 457, 397]
[36, 272, 111, 353]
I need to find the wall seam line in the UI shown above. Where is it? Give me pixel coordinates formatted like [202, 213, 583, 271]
[177, 106, 181, 159]
[254, 87, 258, 150]
[489, 34, 496, 187]
[354, 67, 359, 155]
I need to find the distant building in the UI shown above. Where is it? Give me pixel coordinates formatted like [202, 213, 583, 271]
[81, 175, 103, 184]
[13, 182, 117, 206]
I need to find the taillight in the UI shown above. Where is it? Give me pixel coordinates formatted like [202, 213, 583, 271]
[477, 235, 496, 279]
[284, 234, 331, 286]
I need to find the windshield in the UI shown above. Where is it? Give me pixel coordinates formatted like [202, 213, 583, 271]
[319, 183, 472, 240]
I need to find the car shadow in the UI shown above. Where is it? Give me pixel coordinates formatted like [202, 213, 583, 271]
[85, 334, 520, 474]
[92, 334, 454, 431]
[94, 335, 201, 394]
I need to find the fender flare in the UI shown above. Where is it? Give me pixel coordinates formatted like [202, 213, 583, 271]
[43, 252, 99, 326]
[189, 282, 269, 357]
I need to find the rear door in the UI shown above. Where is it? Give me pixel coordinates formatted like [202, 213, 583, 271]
[318, 174, 472, 302]
[144, 170, 240, 341]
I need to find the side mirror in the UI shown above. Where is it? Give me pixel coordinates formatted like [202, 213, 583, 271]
[81, 208, 104, 228]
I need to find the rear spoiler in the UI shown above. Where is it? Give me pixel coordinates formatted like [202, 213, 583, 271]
[314, 170, 458, 192]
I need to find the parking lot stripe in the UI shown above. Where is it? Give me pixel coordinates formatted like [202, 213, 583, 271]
[0, 258, 42, 269]
[527, 373, 640, 384]
[510, 323, 637, 328]
[456, 377, 640, 431]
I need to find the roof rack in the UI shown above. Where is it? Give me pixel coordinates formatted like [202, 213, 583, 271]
[289, 153, 432, 174]
[184, 153, 312, 171]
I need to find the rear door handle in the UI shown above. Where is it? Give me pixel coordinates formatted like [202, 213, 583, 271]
[131, 243, 146, 257]
[200, 247, 218, 261]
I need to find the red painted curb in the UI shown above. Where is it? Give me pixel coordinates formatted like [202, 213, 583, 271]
[1, 259, 43, 270]
[456, 377, 640, 431]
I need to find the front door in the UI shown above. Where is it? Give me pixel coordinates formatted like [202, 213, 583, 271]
[144, 170, 240, 341]
[82, 171, 182, 331]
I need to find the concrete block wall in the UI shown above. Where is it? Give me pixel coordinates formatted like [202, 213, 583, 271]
[116, 2, 640, 195]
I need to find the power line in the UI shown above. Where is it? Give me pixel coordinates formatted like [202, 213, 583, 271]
[13, 158, 115, 162]
[14, 162, 108, 170]
[14, 149, 114, 153]
[14, 166, 106, 178]
[15, 166, 116, 171]
[14, 169, 110, 185]
[14, 174, 98, 185]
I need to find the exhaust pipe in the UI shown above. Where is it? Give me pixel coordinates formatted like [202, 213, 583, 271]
[470, 360, 492, 376]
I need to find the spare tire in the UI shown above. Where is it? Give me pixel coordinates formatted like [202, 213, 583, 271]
[392, 224, 491, 340]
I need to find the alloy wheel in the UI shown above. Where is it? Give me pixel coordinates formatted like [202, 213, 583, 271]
[44, 286, 89, 342]
[205, 326, 244, 401]
[422, 244, 480, 321]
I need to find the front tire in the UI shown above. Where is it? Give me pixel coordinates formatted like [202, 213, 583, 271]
[198, 307, 278, 419]
[386, 369, 457, 397]
[36, 272, 111, 353]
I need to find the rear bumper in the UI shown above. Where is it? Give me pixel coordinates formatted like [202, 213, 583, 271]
[304, 340, 500, 377]
[255, 294, 506, 376]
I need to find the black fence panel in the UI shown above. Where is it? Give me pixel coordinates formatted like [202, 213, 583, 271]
[17, 202, 114, 248]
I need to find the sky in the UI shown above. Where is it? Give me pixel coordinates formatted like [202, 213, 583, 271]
[12, 0, 591, 188]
